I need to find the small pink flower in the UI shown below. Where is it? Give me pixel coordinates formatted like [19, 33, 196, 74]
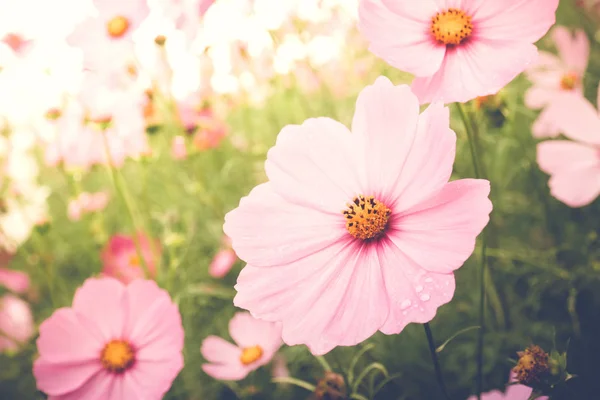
[201, 312, 282, 381]
[0, 268, 30, 294]
[68, 0, 150, 74]
[0, 295, 34, 352]
[358, 0, 559, 104]
[68, 192, 110, 221]
[101, 233, 160, 284]
[526, 27, 590, 138]
[225, 77, 492, 355]
[271, 354, 289, 379]
[171, 136, 187, 160]
[33, 277, 184, 399]
[467, 373, 548, 400]
[209, 248, 237, 278]
[537, 89, 600, 208]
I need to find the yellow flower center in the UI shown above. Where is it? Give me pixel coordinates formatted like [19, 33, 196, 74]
[240, 345, 263, 365]
[560, 72, 579, 90]
[107, 16, 130, 38]
[431, 8, 473, 46]
[343, 195, 391, 241]
[128, 254, 140, 267]
[100, 340, 135, 373]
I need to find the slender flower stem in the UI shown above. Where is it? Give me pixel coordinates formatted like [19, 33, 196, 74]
[423, 323, 451, 400]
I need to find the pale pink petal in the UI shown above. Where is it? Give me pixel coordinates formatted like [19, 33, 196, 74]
[350, 77, 421, 203]
[224, 183, 347, 268]
[229, 312, 282, 357]
[359, 0, 445, 77]
[235, 241, 389, 355]
[532, 106, 562, 138]
[473, 0, 558, 43]
[547, 93, 600, 145]
[552, 27, 589, 73]
[0, 268, 29, 293]
[466, 390, 505, 400]
[201, 336, 241, 364]
[34, 360, 102, 397]
[36, 308, 104, 364]
[525, 52, 564, 85]
[412, 41, 538, 104]
[0, 295, 34, 343]
[525, 86, 561, 110]
[209, 249, 237, 278]
[547, 166, 600, 208]
[537, 140, 599, 175]
[124, 358, 184, 398]
[202, 363, 251, 381]
[388, 179, 491, 274]
[376, 238, 456, 334]
[265, 118, 363, 213]
[72, 277, 126, 340]
[49, 371, 115, 400]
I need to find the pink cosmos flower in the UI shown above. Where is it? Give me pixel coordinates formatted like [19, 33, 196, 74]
[171, 136, 187, 160]
[0, 268, 30, 294]
[537, 88, 600, 208]
[526, 27, 590, 138]
[358, 0, 559, 104]
[68, 192, 110, 221]
[176, 100, 228, 150]
[224, 76, 492, 355]
[201, 312, 282, 380]
[0, 294, 34, 352]
[101, 233, 160, 284]
[33, 277, 184, 399]
[68, 0, 150, 74]
[467, 373, 548, 400]
[209, 249, 237, 278]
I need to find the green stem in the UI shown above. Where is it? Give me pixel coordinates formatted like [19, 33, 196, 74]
[424, 323, 451, 400]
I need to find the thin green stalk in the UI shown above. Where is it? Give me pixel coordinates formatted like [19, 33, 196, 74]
[423, 323, 451, 400]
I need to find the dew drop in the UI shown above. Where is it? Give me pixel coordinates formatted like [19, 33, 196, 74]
[420, 294, 431, 302]
[415, 285, 423, 293]
[400, 299, 412, 310]
[424, 277, 433, 283]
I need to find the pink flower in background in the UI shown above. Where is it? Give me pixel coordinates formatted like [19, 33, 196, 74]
[101, 233, 160, 284]
[171, 136, 188, 160]
[68, 192, 110, 221]
[0, 295, 34, 352]
[0, 268, 30, 294]
[68, 0, 150, 74]
[33, 277, 184, 399]
[201, 312, 282, 380]
[225, 77, 492, 355]
[209, 249, 237, 278]
[467, 373, 548, 400]
[271, 354, 289, 379]
[177, 100, 228, 150]
[526, 27, 590, 138]
[358, 0, 558, 104]
[1, 33, 33, 56]
[537, 88, 600, 208]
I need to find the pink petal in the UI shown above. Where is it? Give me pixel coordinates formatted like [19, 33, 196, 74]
[537, 140, 599, 176]
[412, 41, 538, 104]
[229, 312, 283, 355]
[388, 179, 491, 274]
[34, 360, 102, 397]
[209, 249, 237, 278]
[525, 86, 561, 110]
[0, 294, 34, 343]
[376, 238, 456, 335]
[547, 165, 600, 207]
[202, 363, 251, 381]
[224, 183, 347, 268]
[532, 106, 562, 138]
[552, 27, 589, 73]
[50, 370, 115, 400]
[36, 308, 104, 364]
[0, 268, 30, 293]
[201, 336, 241, 364]
[72, 277, 126, 340]
[545, 93, 600, 145]
[358, 0, 445, 77]
[124, 357, 184, 398]
[265, 118, 363, 213]
[473, 0, 558, 43]
[235, 240, 389, 355]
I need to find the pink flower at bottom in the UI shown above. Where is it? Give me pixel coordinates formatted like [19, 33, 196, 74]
[467, 373, 548, 400]
[101, 233, 160, 284]
[68, 192, 110, 221]
[358, 0, 558, 104]
[201, 312, 282, 381]
[0, 268, 30, 294]
[224, 76, 492, 355]
[0, 295, 34, 352]
[537, 89, 600, 207]
[33, 277, 184, 399]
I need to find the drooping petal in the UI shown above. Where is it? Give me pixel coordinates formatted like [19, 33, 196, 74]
[202, 363, 251, 381]
[265, 118, 363, 213]
[224, 183, 347, 268]
[376, 239, 456, 335]
[552, 27, 589, 73]
[201, 336, 241, 364]
[473, 0, 558, 43]
[235, 240, 389, 355]
[547, 165, 600, 207]
[72, 277, 126, 340]
[34, 360, 102, 397]
[537, 141, 599, 176]
[412, 41, 538, 104]
[359, 0, 445, 77]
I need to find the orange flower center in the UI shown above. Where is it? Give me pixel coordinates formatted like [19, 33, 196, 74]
[343, 195, 391, 241]
[128, 254, 140, 267]
[100, 340, 135, 373]
[107, 16, 130, 38]
[240, 345, 263, 365]
[560, 72, 579, 90]
[431, 8, 473, 46]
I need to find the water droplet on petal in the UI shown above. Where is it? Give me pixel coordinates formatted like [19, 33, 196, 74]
[424, 277, 433, 283]
[420, 294, 431, 302]
[415, 285, 423, 293]
[400, 299, 412, 310]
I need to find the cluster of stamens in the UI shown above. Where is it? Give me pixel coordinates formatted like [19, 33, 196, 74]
[240, 345, 263, 365]
[343, 195, 391, 241]
[431, 8, 473, 46]
[107, 16, 130, 38]
[100, 339, 135, 373]
[560, 72, 579, 90]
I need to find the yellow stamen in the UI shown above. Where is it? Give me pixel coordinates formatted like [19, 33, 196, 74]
[100, 340, 135, 373]
[431, 8, 473, 46]
[240, 345, 263, 365]
[343, 195, 391, 241]
[560, 72, 579, 90]
[128, 254, 140, 267]
[107, 16, 130, 38]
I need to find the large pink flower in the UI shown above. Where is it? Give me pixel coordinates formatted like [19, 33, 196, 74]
[33, 277, 184, 399]
[0, 294, 34, 352]
[526, 26, 590, 138]
[537, 88, 600, 208]
[201, 312, 282, 381]
[358, 0, 559, 104]
[101, 233, 160, 284]
[224, 77, 492, 355]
